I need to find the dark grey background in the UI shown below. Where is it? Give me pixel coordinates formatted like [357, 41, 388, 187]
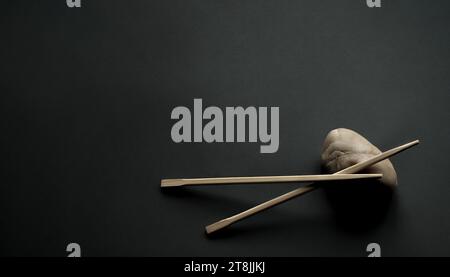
[1, 0, 449, 256]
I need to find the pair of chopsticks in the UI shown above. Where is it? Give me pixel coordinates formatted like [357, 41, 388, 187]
[161, 140, 419, 234]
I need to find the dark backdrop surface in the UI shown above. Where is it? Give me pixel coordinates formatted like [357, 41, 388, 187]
[1, 0, 450, 256]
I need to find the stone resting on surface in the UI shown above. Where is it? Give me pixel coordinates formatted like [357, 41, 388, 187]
[321, 128, 398, 188]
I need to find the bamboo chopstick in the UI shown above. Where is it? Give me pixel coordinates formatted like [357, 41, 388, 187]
[205, 140, 420, 234]
[161, 173, 382, 187]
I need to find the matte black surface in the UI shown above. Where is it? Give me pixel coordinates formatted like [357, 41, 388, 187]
[1, 0, 450, 256]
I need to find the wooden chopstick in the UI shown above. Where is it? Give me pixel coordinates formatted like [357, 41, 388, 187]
[161, 173, 382, 187]
[205, 140, 420, 234]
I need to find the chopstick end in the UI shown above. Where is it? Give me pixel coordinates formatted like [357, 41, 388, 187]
[161, 179, 184, 187]
[205, 219, 232, 235]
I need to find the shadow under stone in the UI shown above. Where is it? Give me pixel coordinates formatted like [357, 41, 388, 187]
[321, 178, 396, 234]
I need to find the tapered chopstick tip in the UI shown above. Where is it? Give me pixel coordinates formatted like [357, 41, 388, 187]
[205, 219, 232, 235]
[161, 179, 184, 187]
[396, 139, 420, 152]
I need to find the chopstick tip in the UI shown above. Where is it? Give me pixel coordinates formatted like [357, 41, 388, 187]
[161, 179, 184, 187]
[205, 219, 232, 235]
